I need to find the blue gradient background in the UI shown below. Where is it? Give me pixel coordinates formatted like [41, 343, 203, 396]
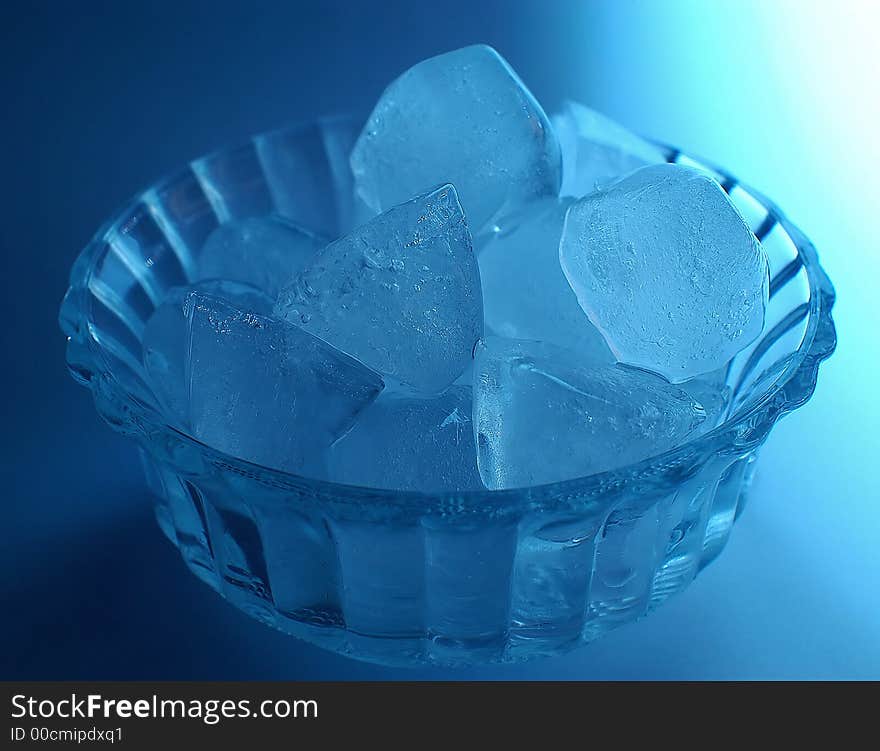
[3, 0, 877, 679]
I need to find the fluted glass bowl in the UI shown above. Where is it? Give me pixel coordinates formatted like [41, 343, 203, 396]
[59, 116, 836, 666]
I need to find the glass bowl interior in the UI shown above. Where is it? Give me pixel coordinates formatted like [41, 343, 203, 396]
[58, 116, 836, 517]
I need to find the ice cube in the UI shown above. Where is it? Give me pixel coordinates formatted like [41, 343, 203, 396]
[142, 279, 273, 422]
[351, 44, 561, 233]
[275, 184, 482, 394]
[329, 386, 483, 492]
[478, 198, 614, 364]
[185, 292, 384, 475]
[680, 365, 731, 429]
[560, 164, 769, 382]
[197, 216, 325, 298]
[552, 100, 666, 197]
[474, 337, 706, 489]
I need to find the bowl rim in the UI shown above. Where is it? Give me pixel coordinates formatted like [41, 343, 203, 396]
[60, 117, 838, 515]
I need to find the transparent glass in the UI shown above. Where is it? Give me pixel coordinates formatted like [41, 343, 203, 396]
[59, 117, 836, 666]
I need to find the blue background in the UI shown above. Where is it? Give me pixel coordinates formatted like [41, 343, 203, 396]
[3, 0, 877, 679]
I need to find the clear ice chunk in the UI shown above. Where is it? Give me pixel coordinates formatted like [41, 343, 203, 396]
[197, 216, 325, 298]
[329, 386, 484, 492]
[552, 100, 666, 197]
[473, 337, 707, 489]
[680, 366, 732, 429]
[142, 279, 273, 422]
[350, 44, 561, 233]
[478, 198, 614, 364]
[185, 292, 384, 475]
[559, 164, 770, 382]
[274, 184, 483, 394]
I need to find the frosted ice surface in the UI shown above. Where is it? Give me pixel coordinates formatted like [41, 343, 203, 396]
[185, 292, 384, 475]
[560, 164, 769, 382]
[478, 198, 614, 364]
[552, 100, 666, 197]
[329, 386, 484, 492]
[142, 279, 273, 422]
[197, 216, 325, 298]
[474, 337, 707, 489]
[350, 44, 561, 233]
[275, 184, 483, 394]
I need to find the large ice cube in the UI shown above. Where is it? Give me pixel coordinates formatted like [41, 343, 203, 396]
[560, 164, 769, 382]
[197, 216, 325, 298]
[329, 386, 483, 492]
[142, 280, 273, 422]
[474, 337, 706, 489]
[185, 292, 384, 475]
[350, 45, 561, 233]
[553, 100, 666, 197]
[275, 184, 483, 394]
[478, 198, 614, 364]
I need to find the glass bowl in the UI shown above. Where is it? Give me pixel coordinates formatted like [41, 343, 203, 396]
[59, 116, 837, 666]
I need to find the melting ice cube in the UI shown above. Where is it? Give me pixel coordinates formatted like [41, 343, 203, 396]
[478, 198, 614, 364]
[275, 184, 483, 394]
[329, 386, 483, 492]
[552, 100, 666, 197]
[197, 216, 326, 298]
[560, 164, 769, 382]
[474, 337, 706, 489]
[185, 292, 384, 475]
[142, 279, 273, 422]
[351, 44, 561, 232]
